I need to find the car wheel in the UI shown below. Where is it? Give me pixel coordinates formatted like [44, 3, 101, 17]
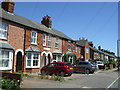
[41, 70, 46, 75]
[59, 71, 65, 77]
[68, 73, 72, 76]
[85, 69, 90, 74]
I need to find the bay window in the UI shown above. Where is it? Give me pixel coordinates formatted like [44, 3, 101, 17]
[26, 52, 40, 68]
[0, 49, 13, 70]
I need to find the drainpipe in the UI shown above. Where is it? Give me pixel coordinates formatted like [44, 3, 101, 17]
[22, 27, 26, 72]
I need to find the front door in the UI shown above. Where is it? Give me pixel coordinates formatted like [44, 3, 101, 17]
[16, 51, 22, 72]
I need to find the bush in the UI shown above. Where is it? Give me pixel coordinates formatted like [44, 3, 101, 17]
[0, 77, 21, 89]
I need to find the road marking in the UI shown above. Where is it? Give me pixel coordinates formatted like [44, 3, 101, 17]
[106, 76, 120, 90]
[82, 86, 91, 88]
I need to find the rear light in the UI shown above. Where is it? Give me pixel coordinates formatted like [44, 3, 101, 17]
[91, 65, 95, 67]
[64, 65, 70, 69]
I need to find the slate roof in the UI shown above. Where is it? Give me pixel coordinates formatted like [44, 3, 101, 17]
[0, 41, 14, 50]
[75, 40, 87, 47]
[0, 8, 73, 41]
[25, 46, 40, 52]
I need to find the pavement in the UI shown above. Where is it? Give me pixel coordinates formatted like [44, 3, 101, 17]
[21, 68, 119, 89]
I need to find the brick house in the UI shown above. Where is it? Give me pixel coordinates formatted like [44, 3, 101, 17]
[75, 38, 90, 61]
[0, 1, 81, 73]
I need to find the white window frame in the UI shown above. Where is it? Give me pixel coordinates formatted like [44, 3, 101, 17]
[0, 49, 13, 70]
[48, 35, 51, 47]
[0, 22, 8, 40]
[86, 48, 89, 53]
[43, 34, 46, 46]
[76, 46, 78, 52]
[55, 37, 59, 48]
[26, 52, 40, 68]
[31, 31, 37, 45]
[68, 41, 71, 51]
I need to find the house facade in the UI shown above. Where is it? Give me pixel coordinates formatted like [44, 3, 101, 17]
[0, 1, 81, 73]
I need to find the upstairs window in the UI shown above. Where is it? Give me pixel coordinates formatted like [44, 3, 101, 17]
[48, 35, 51, 47]
[31, 31, 37, 44]
[68, 41, 71, 50]
[55, 37, 59, 48]
[0, 22, 8, 39]
[43, 34, 46, 46]
[86, 48, 89, 53]
[76, 46, 78, 52]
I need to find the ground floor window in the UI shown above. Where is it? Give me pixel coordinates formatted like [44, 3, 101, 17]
[0, 49, 13, 70]
[26, 52, 40, 68]
[52, 54, 62, 62]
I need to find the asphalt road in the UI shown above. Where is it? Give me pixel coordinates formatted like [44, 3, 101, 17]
[22, 69, 119, 89]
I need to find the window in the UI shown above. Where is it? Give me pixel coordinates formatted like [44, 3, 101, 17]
[55, 37, 59, 48]
[76, 46, 78, 52]
[86, 48, 89, 53]
[0, 22, 8, 39]
[53, 55, 56, 60]
[31, 31, 37, 44]
[43, 34, 46, 46]
[68, 41, 71, 50]
[48, 35, 51, 47]
[0, 49, 13, 70]
[26, 53, 40, 68]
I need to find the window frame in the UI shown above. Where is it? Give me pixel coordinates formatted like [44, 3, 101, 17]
[31, 31, 37, 45]
[55, 37, 59, 48]
[48, 35, 51, 47]
[68, 41, 71, 51]
[26, 52, 40, 68]
[0, 49, 13, 70]
[0, 22, 8, 40]
[43, 34, 46, 46]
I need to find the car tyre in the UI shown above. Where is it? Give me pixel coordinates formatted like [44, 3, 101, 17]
[68, 73, 72, 76]
[59, 71, 65, 77]
[85, 69, 90, 74]
[41, 70, 46, 75]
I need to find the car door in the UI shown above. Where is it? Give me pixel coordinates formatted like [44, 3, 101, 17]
[46, 63, 56, 74]
[74, 62, 83, 72]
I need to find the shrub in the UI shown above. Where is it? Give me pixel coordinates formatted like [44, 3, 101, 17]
[0, 77, 21, 89]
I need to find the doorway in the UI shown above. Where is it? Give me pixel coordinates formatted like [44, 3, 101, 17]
[16, 51, 22, 72]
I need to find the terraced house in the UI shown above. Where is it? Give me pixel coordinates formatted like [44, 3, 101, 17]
[0, 1, 81, 73]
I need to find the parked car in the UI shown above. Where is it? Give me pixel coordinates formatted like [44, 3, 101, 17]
[96, 61, 104, 69]
[74, 61, 95, 74]
[41, 62, 74, 77]
[91, 62, 99, 70]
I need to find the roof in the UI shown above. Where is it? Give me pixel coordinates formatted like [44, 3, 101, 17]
[0, 8, 72, 41]
[25, 46, 40, 52]
[0, 41, 14, 50]
[75, 40, 87, 47]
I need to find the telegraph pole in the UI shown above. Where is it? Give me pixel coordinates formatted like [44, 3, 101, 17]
[118, 1, 120, 71]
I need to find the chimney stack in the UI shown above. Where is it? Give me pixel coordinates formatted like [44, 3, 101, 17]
[1, 0, 15, 13]
[41, 15, 52, 28]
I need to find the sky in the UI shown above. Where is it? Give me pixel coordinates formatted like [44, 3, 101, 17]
[3, 1, 118, 55]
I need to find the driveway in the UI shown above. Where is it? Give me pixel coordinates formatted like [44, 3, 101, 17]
[21, 69, 119, 89]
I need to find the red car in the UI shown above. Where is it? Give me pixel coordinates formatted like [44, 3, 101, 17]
[41, 62, 74, 77]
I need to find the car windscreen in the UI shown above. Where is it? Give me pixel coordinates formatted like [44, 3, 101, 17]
[66, 64, 73, 67]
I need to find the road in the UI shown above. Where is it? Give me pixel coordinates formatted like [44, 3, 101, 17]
[22, 69, 119, 89]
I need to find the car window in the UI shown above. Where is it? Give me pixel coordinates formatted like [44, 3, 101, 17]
[66, 64, 73, 67]
[56, 63, 64, 66]
[47, 63, 57, 67]
[82, 62, 89, 65]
